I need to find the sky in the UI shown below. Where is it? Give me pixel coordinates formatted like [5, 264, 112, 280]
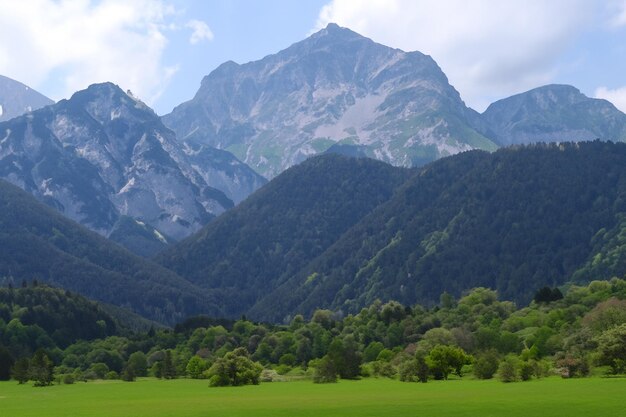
[0, 0, 625, 115]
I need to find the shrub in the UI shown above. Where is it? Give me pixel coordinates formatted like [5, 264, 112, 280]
[498, 356, 518, 383]
[473, 350, 499, 379]
[313, 355, 337, 384]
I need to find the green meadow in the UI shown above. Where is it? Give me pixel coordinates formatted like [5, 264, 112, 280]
[1, 377, 624, 417]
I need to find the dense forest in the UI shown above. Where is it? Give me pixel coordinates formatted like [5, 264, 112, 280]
[160, 141, 626, 322]
[1, 279, 625, 385]
[0, 179, 222, 324]
[157, 154, 410, 317]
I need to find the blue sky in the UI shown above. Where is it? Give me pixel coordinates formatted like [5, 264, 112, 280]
[0, 0, 625, 114]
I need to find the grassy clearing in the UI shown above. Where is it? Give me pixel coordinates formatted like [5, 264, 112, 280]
[0, 377, 624, 417]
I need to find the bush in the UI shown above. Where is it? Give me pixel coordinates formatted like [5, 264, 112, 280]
[518, 361, 534, 381]
[498, 357, 518, 383]
[398, 359, 419, 382]
[313, 356, 337, 383]
[106, 371, 118, 380]
[62, 374, 75, 385]
[473, 351, 499, 379]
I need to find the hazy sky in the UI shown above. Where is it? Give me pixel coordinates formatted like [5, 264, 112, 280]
[1, 0, 625, 115]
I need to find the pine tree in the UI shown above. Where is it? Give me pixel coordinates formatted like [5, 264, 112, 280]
[29, 350, 53, 386]
[12, 358, 29, 384]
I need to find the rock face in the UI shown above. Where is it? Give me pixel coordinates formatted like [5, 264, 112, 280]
[482, 84, 626, 146]
[163, 23, 497, 178]
[0, 75, 54, 122]
[0, 82, 265, 249]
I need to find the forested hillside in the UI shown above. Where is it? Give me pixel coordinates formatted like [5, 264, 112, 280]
[161, 141, 626, 323]
[254, 141, 626, 321]
[0, 179, 221, 324]
[157, 154, 410, 317]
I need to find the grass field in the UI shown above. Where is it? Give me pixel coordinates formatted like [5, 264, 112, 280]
[1, 377, 624, 417]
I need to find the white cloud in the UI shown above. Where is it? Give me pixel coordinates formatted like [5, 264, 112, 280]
[609, 0, 626, 27]
[595, 86, 626, 113]
[186, 19, 214, 44]
[0, 0, 178, 105]
[315, 0, 593, 111]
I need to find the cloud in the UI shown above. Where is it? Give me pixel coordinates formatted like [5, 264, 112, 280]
[315, 0, 593, 111]
[0, 0, 178, 105]
[186, 19, 214, 44]
[595, 86, 626, 113]
[609, 0, 626, 27]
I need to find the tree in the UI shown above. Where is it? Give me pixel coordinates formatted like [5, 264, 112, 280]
[127, 351, 148, 377]
[12, 357, 29, 384]
[473, 350, 499, 379]
[416, 355, 429, 383]
[207, 348, 262, 387]
[426, 345, 470, 380]
[0, 346, 14, 380]
[29, 349, 53, 386]
[121, 365, 136, 382]
[596, 323, 626, 374]
[534, 287, 563, 304]
[327, 337, 361, 379]
[313, 355, 337, 383]
[163, 350, 177, 379]
[186, 355, 208, 379]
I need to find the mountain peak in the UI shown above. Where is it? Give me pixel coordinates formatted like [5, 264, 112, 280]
[482, 84, 626, 146]
[308, 22, 366, 44]
[0, 74, 54, 122]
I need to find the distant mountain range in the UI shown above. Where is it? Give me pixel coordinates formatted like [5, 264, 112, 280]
[163, 23, 498, 178]
[0, 75, 53, 122]
[163, 23, 626, 178]
[2, 24, 625, 251]
[482, 84, 626, 146]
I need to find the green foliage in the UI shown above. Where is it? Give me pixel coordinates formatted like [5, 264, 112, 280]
[534, 287, 564, 304]
[233, 142, 626, 321]
[498, 356, 518, 383]
[186, 356, 208, 379]
[426, 345, 471, 380]
[207, 348, 262, 387]
[11, 358, 29, 384]
[0, 179, 220, 324]
[313, 355, 338, 383]
[29, 349, 54, 387]
[596, 323, 626, 374]
[0, 345, 14, 380]
[473, 350, 499, 380]
[157, 154, 410, 319]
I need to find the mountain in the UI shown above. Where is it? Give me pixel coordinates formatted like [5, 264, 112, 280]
[0, 178, 222, 324]
[163, 23, 497, 178]
[160, 141, 626, 323]
[0, 82, 265, 252]
[482, 84, 626, 146]
[0, 75, 54, 122]
[156, 154, 411, 318]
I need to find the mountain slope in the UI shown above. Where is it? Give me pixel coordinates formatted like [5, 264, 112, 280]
[0, 178, 222, 324]
[157, 154, 410, 317]
[482, 84, 626, 146]
[163, 23, 497, 178]
[0, 75, 54, 122]
[251, 141, 626, 321]
[0, 82, 264, 252]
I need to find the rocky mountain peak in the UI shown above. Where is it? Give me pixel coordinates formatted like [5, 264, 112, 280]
[483, 84, 626, 146]
[0, 74, 54, 122]
[164, 25, 496, 178]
